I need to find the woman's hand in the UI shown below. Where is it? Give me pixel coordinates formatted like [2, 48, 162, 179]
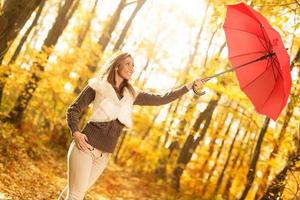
[193, 78, 205, 90]
[187, 78, 205, 95]
[73, 131, 94, 151]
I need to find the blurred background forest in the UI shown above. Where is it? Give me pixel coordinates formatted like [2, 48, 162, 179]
[0, 0, 299, 199]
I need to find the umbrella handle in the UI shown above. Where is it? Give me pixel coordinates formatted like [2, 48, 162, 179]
[192, 80, 207, 96]
[193, 87, 206, 96]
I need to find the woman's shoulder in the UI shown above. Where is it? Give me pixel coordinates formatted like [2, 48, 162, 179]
[87, 77, 99, 90]
[87, 76, 107, 92]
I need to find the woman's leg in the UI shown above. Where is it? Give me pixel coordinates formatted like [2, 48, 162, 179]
[86, 150, 111, 189]
[58, 140, 94, 200]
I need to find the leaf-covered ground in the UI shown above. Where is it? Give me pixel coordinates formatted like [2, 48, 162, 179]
[0, 135, 203, 200]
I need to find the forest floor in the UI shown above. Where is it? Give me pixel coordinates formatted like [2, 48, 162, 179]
[0, 131, 204, 200]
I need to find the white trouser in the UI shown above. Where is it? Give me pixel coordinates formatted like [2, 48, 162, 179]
[57, 140, 110, 200]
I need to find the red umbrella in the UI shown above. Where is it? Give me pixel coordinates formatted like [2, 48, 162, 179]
[202, 2, 291, 120]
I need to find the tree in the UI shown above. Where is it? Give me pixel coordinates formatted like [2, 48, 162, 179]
[171, 93, 221, 191]
[7, 1, 46, 65]
[0, 0, 42, 64]
[113, 0, 146, 51]
[238, 117, 270, 200]
[262, 123, 300, 199]
[2, 0, 79, 126]
[0, 0, 43, 106]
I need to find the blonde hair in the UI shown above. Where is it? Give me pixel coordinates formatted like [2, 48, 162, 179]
[100, 52, 136, 98]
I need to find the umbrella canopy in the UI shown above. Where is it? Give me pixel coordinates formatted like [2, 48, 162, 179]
[222, 2, 291, 120]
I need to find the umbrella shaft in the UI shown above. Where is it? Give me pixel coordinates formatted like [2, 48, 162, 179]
[203, 52, 275, 82]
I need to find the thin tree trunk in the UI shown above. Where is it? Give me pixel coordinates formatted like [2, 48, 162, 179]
[135, 57, 150, 84]
[197, 112, 228, 180]
[97, 0, 127, 53]
[141, 111, 160, 140]
[171, 94, 221, 191]
[113, 0, 146, 51]
[212, 127, 242, 195]
[201, 117, 234, 195]
[230, 128, 257, 194]
[43, 0, 79, 47]
[74, 0, 128, 94]
[76, 0, 99, 48]
[113, 130, 128, 163]
[222, 131, 250, 199]
[162, 2, 211, 137]
[167, 24, 221, 141]
[239, 117, 270, 200]
[202, 26, 219, 68]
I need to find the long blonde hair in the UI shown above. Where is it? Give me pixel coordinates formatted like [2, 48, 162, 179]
[101, 52, 136, 98]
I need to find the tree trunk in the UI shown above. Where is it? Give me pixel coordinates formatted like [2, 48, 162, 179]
[43, 0, 79, 47]
[0, 0, 42, 64]
[141, 111, 160, 140]
[202, 26, 219, 68]
[0, 0, 43, 106]
[8, 0, 45, 65]
[76, 0, 99, 48]
[201, 117, 234, 195]
[171, 94, 220, 191]
[222, 131, 250, 199]
[74, 0, 128, 94]
[197, 112, 227, 180]
[238, 117, 270, 200]
[113, 0, 146, 51]
[212, 127, 242, 195]
[254, 47, 300, 199]
[113, 129, 128, 163]
[162, 1, 211, 134]
[2, 0, 78, 126]
[254, 102, 294, 199]
[262, 125, 300, 200]
[97, 0, 127, 53]
[1, 1, 44, 109]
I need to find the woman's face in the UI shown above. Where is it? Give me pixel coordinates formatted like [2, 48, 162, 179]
[118, 56, 134, 80]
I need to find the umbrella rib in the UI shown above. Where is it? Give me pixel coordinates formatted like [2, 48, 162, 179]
[240, 58, 271, 91]
[243, 57, 281, 112]
[260, 25, 272, 52]
[269, 56, 286, 103]
[272, 56, 282, 74]
[228, 50, 266, 59]
[256, 35, 268, 53]
[270, 59, 277, 81]
[260, 70, 281, 111]
[270, 56, 284, 80]
[223, 26, 269, 51]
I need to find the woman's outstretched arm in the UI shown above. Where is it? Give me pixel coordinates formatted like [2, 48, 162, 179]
[133, 82, 194, 106]
[66, 85, 96, 136]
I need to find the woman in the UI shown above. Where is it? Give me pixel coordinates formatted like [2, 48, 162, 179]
[58, 52, 205, 200]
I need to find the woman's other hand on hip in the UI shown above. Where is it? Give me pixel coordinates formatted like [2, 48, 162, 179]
[73, 131, 94, 151]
